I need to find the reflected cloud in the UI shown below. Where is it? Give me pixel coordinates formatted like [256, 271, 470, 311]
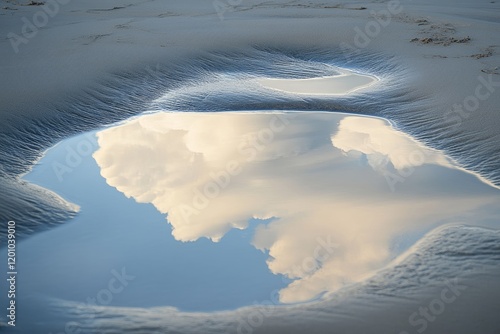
[93, 112, 500, 304]
[331, 116, 452, 172]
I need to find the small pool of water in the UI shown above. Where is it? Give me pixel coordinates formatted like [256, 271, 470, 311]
[17, 111, 500, 313]
[257, 69, 377, 95]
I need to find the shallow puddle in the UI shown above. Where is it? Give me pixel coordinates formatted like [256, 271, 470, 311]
[257, 69, 377, 95]
[19, 112, 500, 312]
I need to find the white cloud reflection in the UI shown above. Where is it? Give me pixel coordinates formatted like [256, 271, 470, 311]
[93, 112, 500, 303]
[331, 116, 453, 172]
